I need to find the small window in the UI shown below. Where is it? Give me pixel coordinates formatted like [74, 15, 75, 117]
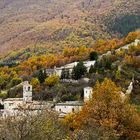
[59, 109, 61, 112]
[28, 86, 30, 91]
[9, 103, 13, 106]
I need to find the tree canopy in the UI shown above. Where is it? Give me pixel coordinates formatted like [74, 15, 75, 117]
[72, 62, 87, 80]
[65, 78, 140, 140]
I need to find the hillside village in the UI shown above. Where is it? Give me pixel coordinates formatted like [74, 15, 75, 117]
[0, 39, 139, 118]
[46, 39, 140, 78]
[0, 78, 134, 118]
[0, 81, 93, 118]
[1, 0, 140, 139]
[0, 33, 140, 139]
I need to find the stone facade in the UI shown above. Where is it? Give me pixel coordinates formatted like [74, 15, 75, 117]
[46, 61, 96, 77]
[0, 80, 93, 118]
[55, 87, 93, 117]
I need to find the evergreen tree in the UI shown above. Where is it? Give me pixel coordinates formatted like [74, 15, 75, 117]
[89, 65, 95, 74]
[72, 62, 87, 80]
[61, 68, 65, 79]
[90, 51, 98, 60]
[61, 69, 70, 79]
[37, 69, 47, 83]
[65, 69, 70, 79]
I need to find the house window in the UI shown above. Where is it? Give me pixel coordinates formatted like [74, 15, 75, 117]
[9, 103, 13, 106]
[59, 109, 61, 112]
[28, 86, 30, 91]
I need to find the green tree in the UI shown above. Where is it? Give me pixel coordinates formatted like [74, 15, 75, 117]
[115, 69, 121, 80]
[61, 69, 70, 79]
[89, 65, 95, 74]
[72, 62, 87, 80]
[37, 69, 47, 83]
[0, 77, 5, 90]
[90, 51, 98, 60]
[9, 78, 22, 88]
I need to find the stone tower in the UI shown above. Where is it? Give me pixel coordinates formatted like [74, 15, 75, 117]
[23, 81, 32, 103]
[84, 87, 93, 102]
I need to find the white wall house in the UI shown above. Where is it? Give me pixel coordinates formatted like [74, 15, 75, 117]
[3, 98, 23, 117]
[84, 87, 93, 102]
[1, 82, 94, 118]
[55, 86, 93, 117]
[0, 81, 51, 118]
[1, 81, 32, 117]
[55, 101, 83, 118]
[46, 61, 96, 77]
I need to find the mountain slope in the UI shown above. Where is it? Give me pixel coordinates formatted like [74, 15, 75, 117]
[0, 0, 140, 56]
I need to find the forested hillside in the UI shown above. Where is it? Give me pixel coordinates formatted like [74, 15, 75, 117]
[1, 1, 140, 139]
[0, 0, 140, 56]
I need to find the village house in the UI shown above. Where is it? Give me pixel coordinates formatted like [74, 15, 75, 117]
[0, 80, 94, 118]
[0, 81, 52, 118]
[0, 79, 134, 118]
[55, 86, 93, 117]
[1, 38, 137, 118]
[46, 61, 96, 77]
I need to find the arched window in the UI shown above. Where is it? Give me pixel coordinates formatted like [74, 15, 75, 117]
[59, 109, 61, 112]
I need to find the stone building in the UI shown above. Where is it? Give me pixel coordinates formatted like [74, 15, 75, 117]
[0, 81, 51, 118]
[46, 61, 96, 77]
[55, 101, 83, 118]
[0, 80, 94, 118]
[55, 87, 93, 117]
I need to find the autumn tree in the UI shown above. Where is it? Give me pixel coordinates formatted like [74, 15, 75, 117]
[45, 75, 60, 87]
[0, 109, 69, 140]
[31, 78, 40, 90]
[115, 69, 121, 80]
[68, 78, 140, 139]
[124, 31, 138, 44]
[8, 77, 22, 88]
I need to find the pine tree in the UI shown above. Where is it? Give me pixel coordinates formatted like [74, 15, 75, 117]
[90, 51, 98, 60]
[37, 69, 47, 83]
[65, 69, 70, 79]
[72, 62, 87, 80]
[89, 65, 95, 74]
[61, 68, 65, 79]
[61, 69, 70, 79]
